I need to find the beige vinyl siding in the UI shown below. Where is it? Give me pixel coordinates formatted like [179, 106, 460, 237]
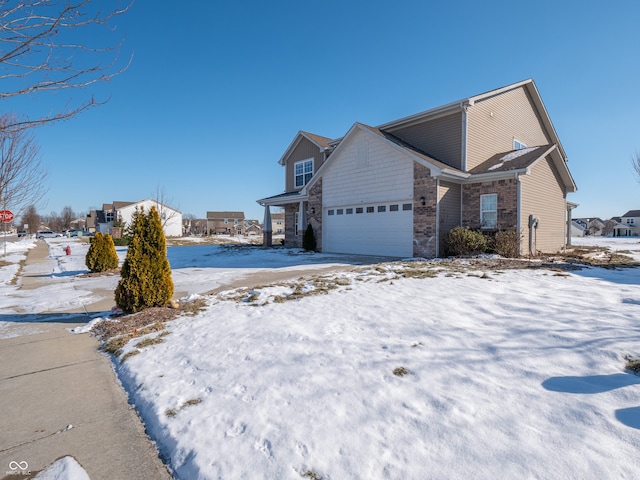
[520, 156, 567, 253]
[438, 181, 461, 253]
[285, 138, 325, 192]
[387, 111, 463, 169]
[467, 86, 551, 171]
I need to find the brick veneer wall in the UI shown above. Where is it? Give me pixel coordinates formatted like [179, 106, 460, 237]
[307, 179, 323, 251]
[413, 163, 438, 258]
[284, 204, 300, 248]
[462, 179, 519, 230]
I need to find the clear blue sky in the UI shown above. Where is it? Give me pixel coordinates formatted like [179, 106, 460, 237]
[19, 0, 640, 222]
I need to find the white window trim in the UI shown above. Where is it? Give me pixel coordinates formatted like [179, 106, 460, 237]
[480, 193, 498, 229]
[294, 158, 314, 188]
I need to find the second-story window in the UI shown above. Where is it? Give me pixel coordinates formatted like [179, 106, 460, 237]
[295, 159, 314, 188]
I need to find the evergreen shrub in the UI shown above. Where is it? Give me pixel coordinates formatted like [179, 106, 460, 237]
[302, 224, 316, 251]
[115, 206, 174, 313]
[444, 226, 488, 256]
[85, 232, 119, 272]
[491, 230, 521, 258]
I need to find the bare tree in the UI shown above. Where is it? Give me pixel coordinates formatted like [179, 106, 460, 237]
[0, 117, 47, 214]
[633, 151, 640, 180]
[0, 0, 133, 132]
[153, 185, 180, 229]
[21, 204, 39, 233]
[60, 205, 75, 230]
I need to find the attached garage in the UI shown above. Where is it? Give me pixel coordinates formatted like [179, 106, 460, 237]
[322, 201, 414, 257]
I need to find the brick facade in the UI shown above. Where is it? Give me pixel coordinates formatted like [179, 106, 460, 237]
[284, 204, 300, 248]
[462, 179, 519, 231]
[307, 179, 323, 251]
[413, 164, 438, 258]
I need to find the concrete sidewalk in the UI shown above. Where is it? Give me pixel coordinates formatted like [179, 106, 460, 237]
[0, 241, 172, 479]
[1, 240, 369, 479]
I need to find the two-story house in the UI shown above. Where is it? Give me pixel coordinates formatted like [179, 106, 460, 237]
[258, 79, 577, 257]
[87, 199, 183, 237]
[613, 210, 640, 237]
[206, 211, 245, 235]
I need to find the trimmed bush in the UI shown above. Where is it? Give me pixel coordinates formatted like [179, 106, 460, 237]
[85, 232, 119, 272]
[444, 226, 488, 256]
[491, 230, 521, 258]
[302, 224, 316, 251]
[115, 206, 174, 313]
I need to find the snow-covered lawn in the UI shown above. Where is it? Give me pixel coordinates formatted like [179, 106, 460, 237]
[118, 237, 640, 479]
[2, 236, 640, 479]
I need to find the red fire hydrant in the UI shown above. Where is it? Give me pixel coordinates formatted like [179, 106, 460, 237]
[65, 245, 71, 256]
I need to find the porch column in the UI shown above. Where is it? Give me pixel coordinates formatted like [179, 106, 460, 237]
[297, 201, 306, 239]
[263, 205, 272, 247]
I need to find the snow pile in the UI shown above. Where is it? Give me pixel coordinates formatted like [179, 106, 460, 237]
[33, 456, 90, 480]
[488, 146, 537, 171]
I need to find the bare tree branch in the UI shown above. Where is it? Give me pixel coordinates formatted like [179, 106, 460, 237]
[0, 114, 48, 215]
[0, 0, 133, 131]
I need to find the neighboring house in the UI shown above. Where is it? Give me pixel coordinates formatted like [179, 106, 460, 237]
[258, 79, 577, 257]
[271, 212, 285, 235]
[206, 211, 245, 235]
[574, 217, 605, 236]
[88, 199, 183, 237]
[571, 220, 587, 237]
[184, 217, 208, 235]
[613, 210, 640, 237]
[245, 220, 262, 236]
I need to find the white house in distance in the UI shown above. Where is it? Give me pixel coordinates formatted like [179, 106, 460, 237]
[613, 209, 640, 237]
[88, 198, 183, 237]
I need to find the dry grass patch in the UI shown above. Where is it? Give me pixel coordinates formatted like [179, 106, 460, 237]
[393, 367, 410, 377]
[165, 398, 203, 418]
[624, 355, 640, 375]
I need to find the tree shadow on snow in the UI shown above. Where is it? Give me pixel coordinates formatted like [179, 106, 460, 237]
[543, 373, 640, 430]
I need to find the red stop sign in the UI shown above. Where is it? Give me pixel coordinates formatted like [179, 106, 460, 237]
[0, 209, 14, 223]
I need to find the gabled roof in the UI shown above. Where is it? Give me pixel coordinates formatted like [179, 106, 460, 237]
[469, 145, 554, 174]
[206, 211, 245, 220]
[469, 144, 576, 192]
[278, 131, 332, 166]
[379, 79, 567, 161]
[112, 201, 135, 210]
[257, 190, 302, 206]
[303, 123, 468, 193]
[116, 199, 182, 214]
[621, 210, 640, 217]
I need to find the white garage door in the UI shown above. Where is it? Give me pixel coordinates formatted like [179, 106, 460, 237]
[322, 202, 413, 257]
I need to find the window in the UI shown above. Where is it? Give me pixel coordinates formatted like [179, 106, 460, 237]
[626, 218, 635, 225]
[514, 139, 527, 150]
[378, 206, 386, 212]
[390, 204, 399, 212]
[224, 218, 228, 224]
[328, 210, 335, 215]
[294, 159, 314, 188]
[346, 208, 353, 214]
[234, 219, 238, 225]
[402, 203, 412, 211]
[480, 194, 497, 229]
[366, 206, 374, 213]
[356, 207, 363, 214]
[337, 209, 344, 215]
